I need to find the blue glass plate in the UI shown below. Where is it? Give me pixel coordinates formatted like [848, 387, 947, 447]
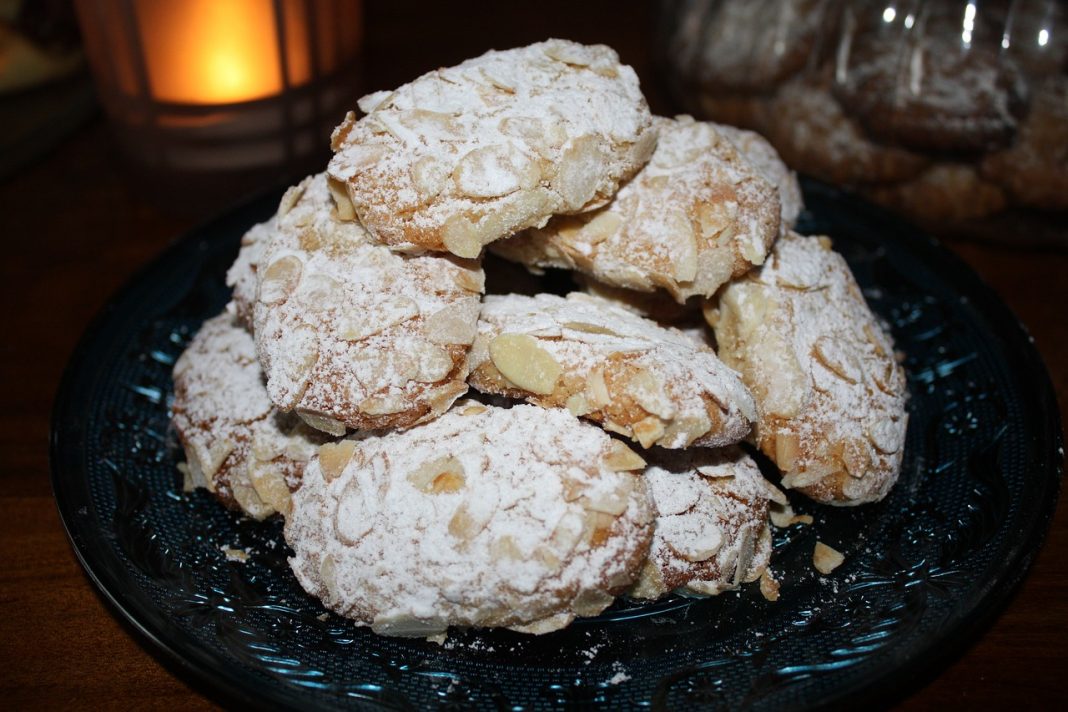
[51, 181, 1062, 710]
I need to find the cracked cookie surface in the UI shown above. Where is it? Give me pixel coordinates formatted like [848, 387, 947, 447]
[285, 401, 654, 637]
[491, 116, 780, 303]
[327, 39, 656, 258]
[172, 313, 330, 519]
[708, 232, 908, 505]
[251, 173, 483, 435]
[468, 292, 756, 449]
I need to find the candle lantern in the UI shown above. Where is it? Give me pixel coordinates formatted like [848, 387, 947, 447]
[74, 0, 362, 206]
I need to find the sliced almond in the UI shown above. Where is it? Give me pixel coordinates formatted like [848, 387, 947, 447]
[453, 144, 534, 198]
[295, 273, 342, 312]
[488, 333, 561, 395]
[627, 369, 676, 420]
[490, 535, 523, 561]
[769, 502, 813, 528]
[259, 255, 303, 304]
[662, 515, 722, 562]
[407, 455, 466, 494]
[318, 440, 357, 482]
[773, 431, 801, 472]
[562, 321, 616, 336]
[603, 419, 633, 438]
[460, 403, 487, 416]
[565, 392, 593, 417]
[553, 135, 605, 210]
[632, 415, 666, 448]
[248, 463, 292, 516]
[410, 342, 454, 383]
[448, 501, 493, 542]
[659, 413, 713, 448]
[319, 554, 338, 602]
[278, 182, 307, 215]
[571, 589, 614, 617]
[603, 440, 646, 472]
[662, 209, 698, 283]
[338, 295, 418, 341]
[629, 560, 668, 600]
[536, 546, 562, 573]
[452, 268, 485, 294]
[584, 367, 612, 408]
[867, 419, 903, 454]
[580, 475, 634, 516]
[410, 156, 449, 199]
[759, 569, 780, 602]
[543, 40, 594, 66]
[441, 215, 483, 258]
[578, 210, 622, 246]
[813, 336, 861, 384]
[422, 300, 480, 345]
[298, 411, 347, 437]
[335, 478, 376, 545]
[199, 437, 235, 480]
[841, 438, 873, 478]
[813, 541, 845, 574]
[327, 180, 356, 222]
[582, 510, 617, 548]
[358, 394, 408, 416]
[550, 510, 585, 555]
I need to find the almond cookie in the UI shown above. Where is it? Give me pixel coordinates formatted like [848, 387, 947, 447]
[576, 275, 701, 326]
[707, 232, 908, 505]
[831, 6, 1027, 153]
[468, 293, 756, 449]
[981, 77, 1068, 212]
[284, 401, 655, 637]
[767, 76, 929, 186]
[252, 174, 483, 436]
[715, 123, 804, 230]
[172, 313, 329, 520]
[491, 116, 780, 303]
[327, 39, 656, 258]
[226, 217, 273, 329]
[677, 0, 826, 93]
[630, 447, 784, 599]
[863, 162, 1008, 227]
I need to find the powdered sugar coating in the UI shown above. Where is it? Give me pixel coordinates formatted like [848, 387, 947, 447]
[251, 174, 483, 434]
[171, 313, 329, 519]
[327, 39, 656, 257]
[708, 232, 908, 505]
[226, 218, 273, 329]
[469, 293, 756, 449]
[285, 402, 655, 637]
[491, 116, 780, 303]
[715, 123, 803, 231]
[631, 447, 784, 599]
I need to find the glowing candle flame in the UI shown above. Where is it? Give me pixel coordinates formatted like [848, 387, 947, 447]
[136, 0, 288, 104]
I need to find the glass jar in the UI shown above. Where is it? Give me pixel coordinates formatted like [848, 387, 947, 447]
[658, 0, 1068, 246]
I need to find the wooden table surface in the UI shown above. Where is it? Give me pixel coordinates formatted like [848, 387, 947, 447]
[1, 2, 1065, 709]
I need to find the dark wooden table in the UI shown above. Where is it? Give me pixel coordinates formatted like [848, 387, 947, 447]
[2, 2, 1065, 708]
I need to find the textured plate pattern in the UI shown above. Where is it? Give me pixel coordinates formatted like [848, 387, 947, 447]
[51, 181, 1062, 710]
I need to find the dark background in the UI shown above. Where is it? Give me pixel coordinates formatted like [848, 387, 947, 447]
[1, 1, 1065, 708]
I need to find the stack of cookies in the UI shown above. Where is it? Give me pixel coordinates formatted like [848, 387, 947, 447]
[171, 39, 908, 639]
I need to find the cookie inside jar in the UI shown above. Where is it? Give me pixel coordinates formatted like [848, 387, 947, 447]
[657, 0, 1068, 247]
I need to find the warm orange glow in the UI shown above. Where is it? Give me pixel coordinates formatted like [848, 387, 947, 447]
[135, 0, 299, 104]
